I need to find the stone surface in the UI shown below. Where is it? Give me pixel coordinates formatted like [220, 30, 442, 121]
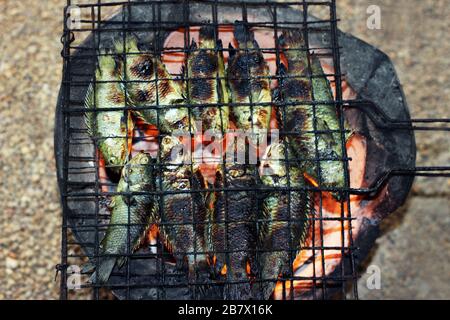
[356, 197, 450, 300]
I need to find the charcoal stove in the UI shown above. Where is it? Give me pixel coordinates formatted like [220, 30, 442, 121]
[55, 0, 448, 300]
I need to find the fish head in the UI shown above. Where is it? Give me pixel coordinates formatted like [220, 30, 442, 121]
[160, 135, 190, 168]
[115, 37, 157, 83]
[171, 178, 190, 191]
[162, 107, 190, 132]
[227, 50, 269, 102]
[102, 137, 128, 169]
[259, 142, 287, 181]
[120, 152, 154, 192]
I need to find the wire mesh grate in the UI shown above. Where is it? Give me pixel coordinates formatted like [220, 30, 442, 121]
[56, 0, 449, 300]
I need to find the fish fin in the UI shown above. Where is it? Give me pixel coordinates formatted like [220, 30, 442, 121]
[190, 38, 197, 50]
[88, 257, 116, 284]
[299, 191, 314, 247]
[198, 24, 215, 42]
[272, 87, 281, 102]
[278, 62, 288, 77]
[217, 38, 223, 50]
[84, 83, 95, 137]
[117, 256, 127, 269]
[180, 64, 186, 79]
[228, 43, 236, 59]
[310, 55, 333, 101]
[277, 33, 286, 47]
[259, 196, 275, 244]
[280, 30, 305, 48]
[252, 39, 260, 50]
[81, 261, 96, 274]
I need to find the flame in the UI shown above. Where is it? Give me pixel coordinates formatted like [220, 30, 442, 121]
[246, 261, 251, 275]
[220, 264, 227, 276]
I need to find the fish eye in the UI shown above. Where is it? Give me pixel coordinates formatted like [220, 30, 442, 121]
[252, 54, 261, 64]
[131, 56, 154, 79]
[174, 119, 186, 129]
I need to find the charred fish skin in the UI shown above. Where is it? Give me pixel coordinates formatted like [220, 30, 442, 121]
[209, 162, 259, 300]
[85, 50, 134, 174]
[116, 37, 189, 133]
[90, 152, 155, 284]
[227, 21, 272, 145]
[255, 142, 310, 299]
[153, 136, 208, 275]
[187, 25, 230, 134]
[279, 30, 347, 197]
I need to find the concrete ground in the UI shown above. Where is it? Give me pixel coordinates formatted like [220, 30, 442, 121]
[0, 0, 448, 299]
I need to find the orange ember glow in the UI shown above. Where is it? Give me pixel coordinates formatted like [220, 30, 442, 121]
[220, 264, 227, 276]
[246, 261, 252, 276]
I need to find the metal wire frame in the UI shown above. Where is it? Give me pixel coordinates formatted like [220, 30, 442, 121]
[57, 0, 449, 300]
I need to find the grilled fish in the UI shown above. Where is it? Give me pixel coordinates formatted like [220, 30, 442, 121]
[153, 135, 208, 276]
[89, 152, 155, 284]
[207, 159, 259, 300]
[279, 30, 347, 197]
[116, 37, 189, 133]
[85, 50, 134, 174]
[256, 141, 309, 299]
[186, 25, 229, 133]
[227, 21, 272, 145]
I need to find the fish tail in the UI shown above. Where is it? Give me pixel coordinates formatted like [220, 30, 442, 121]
[114, 36, 139, 55]
[279, 30, 305, 49]
[257, 251, 287, 299]
[199, 25, 217, 43]
[225, 283, 253, 300]
[233, 21, 255, 48]
[279, 30, 308, 71]
[89, 257, 116, 284]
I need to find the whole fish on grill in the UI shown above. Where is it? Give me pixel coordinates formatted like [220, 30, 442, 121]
[185, 25, 233, 276]
[207, 157, 259, 300]
[85, 50, 134, 174]
[255, 141, 310, 299]
[227, 21, 272, 145]
[153, 135, 208, 277]
[186, 25, 230, 133]
[89, 152, 155, 284]
[278, 30, 349, 198]
[116, 37, 190, 133]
